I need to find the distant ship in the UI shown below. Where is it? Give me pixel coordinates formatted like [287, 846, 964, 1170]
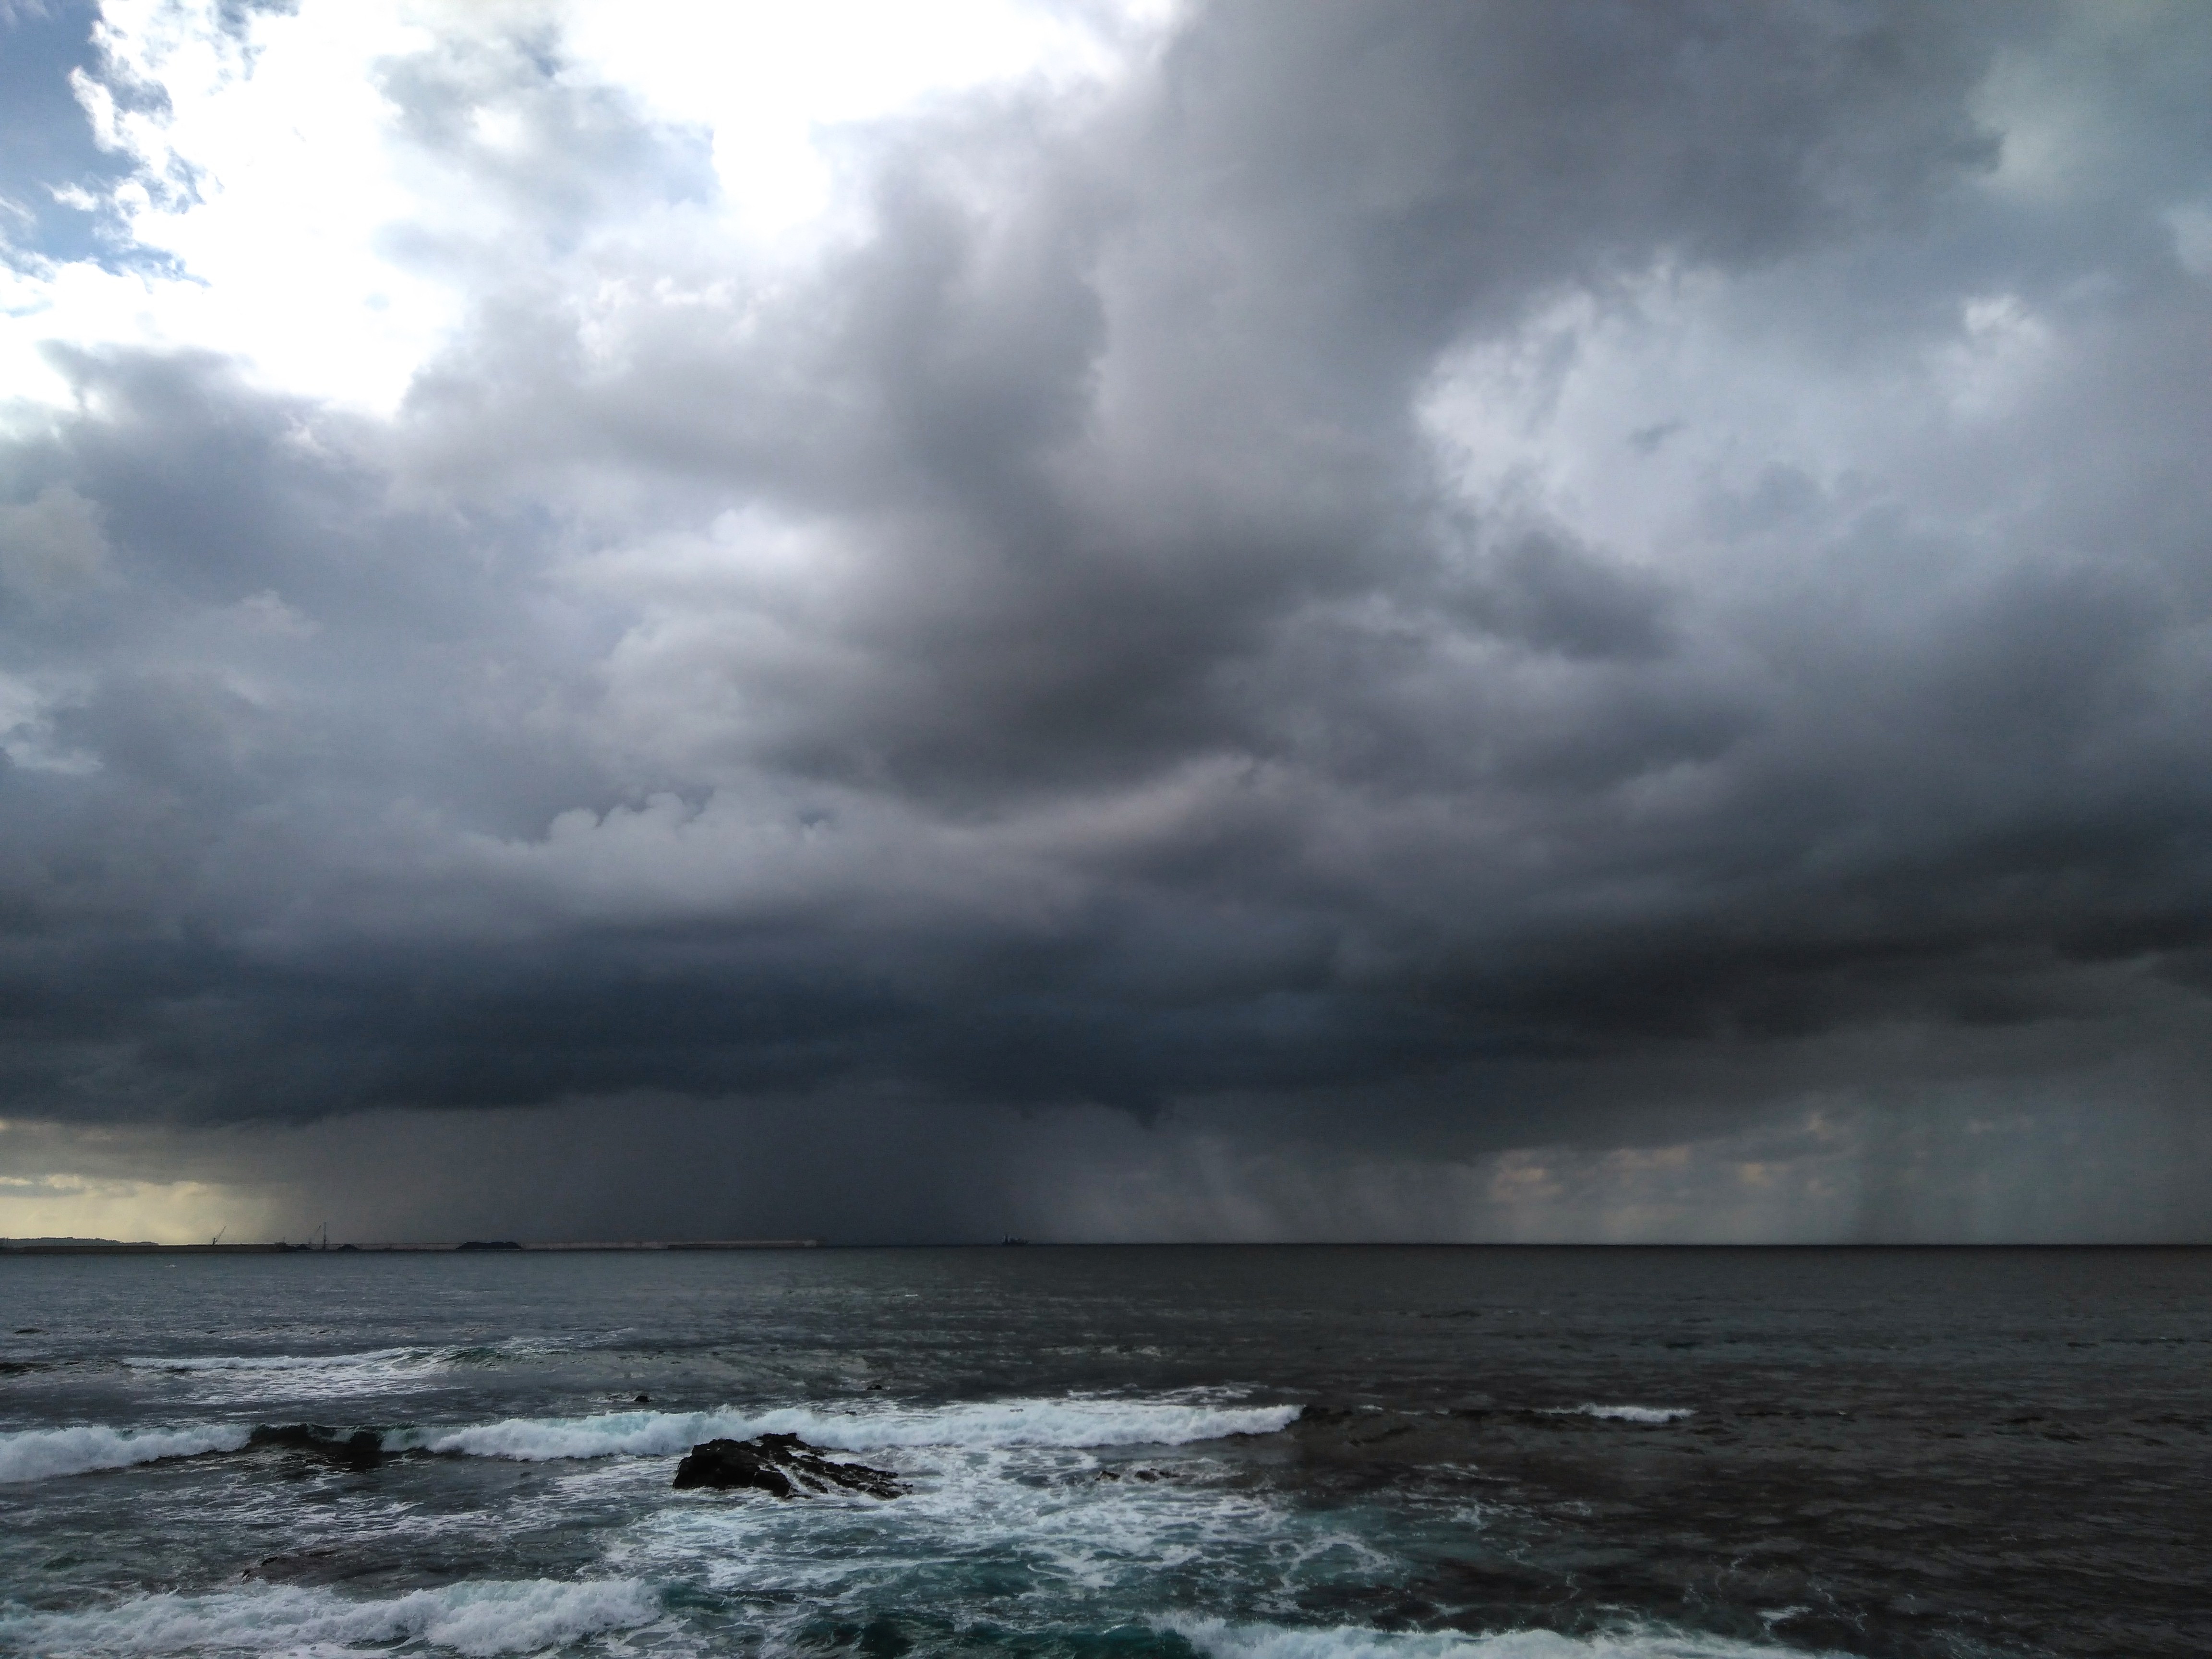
[999, 1236, 1029, 1246]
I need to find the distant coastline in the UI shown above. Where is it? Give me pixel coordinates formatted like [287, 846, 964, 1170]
[0, 1238, 821, 1254]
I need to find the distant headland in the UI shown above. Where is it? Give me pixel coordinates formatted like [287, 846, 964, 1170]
[0, 1237, 821, 1253]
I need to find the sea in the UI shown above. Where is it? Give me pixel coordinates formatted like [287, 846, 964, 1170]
[1, 1246, 2206, 1659]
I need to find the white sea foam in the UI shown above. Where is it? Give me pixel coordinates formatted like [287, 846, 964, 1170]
[624, 1440, 1351, 1609]
[0, 1578, 661, 1658]
[0, 1423, 251, 1484]
[1559, 1405, 1695, 1424]
[1170, 1619, 1831, 1659]
[0, 1394, 1294, 1485]
[393, 1394, 1299, 1462]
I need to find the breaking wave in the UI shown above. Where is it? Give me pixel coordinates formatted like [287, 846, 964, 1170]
[0, 1423, 251, 1484]
[1169, 1620, 1830, 1659]
[393, 1394, 1300, 1462]
[0, 1578, 660, 1658]
[0, 1394, 1296, 1483]
[1560, 1405, 1696, 1424]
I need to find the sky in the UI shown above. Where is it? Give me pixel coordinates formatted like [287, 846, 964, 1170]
[1, 0, 2209, 1245]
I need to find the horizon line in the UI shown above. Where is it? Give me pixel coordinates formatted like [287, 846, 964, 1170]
[5, 1238, 2208, 1253]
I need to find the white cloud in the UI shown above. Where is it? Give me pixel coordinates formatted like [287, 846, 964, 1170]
[0, 0, 1170, 415]
[559, 0, 1165, 239]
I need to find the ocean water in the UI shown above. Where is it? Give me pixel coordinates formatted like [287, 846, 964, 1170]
[1, 1247, 2206, 1659]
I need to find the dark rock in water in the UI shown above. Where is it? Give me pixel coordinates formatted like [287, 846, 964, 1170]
[248, 1424, 385, 1470]
[673, 1433, 902, 1499]
[457, 1239, 522, 1251]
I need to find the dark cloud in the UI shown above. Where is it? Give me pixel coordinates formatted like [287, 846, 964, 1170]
[3, 0, 2211, 1238]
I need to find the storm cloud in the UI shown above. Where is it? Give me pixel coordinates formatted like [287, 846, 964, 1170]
[2, 0, 2210, 1240]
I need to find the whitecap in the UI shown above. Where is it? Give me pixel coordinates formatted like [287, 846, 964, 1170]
[0, 1422, 251, 1484]
[391, 1393, 1299, 1462]
[1552, 1405, 1695, 1424]
[2, 1393, 1292, 1484]
[1169, 1618, 1833, 1659]
[0, 1577, 660, 1658]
